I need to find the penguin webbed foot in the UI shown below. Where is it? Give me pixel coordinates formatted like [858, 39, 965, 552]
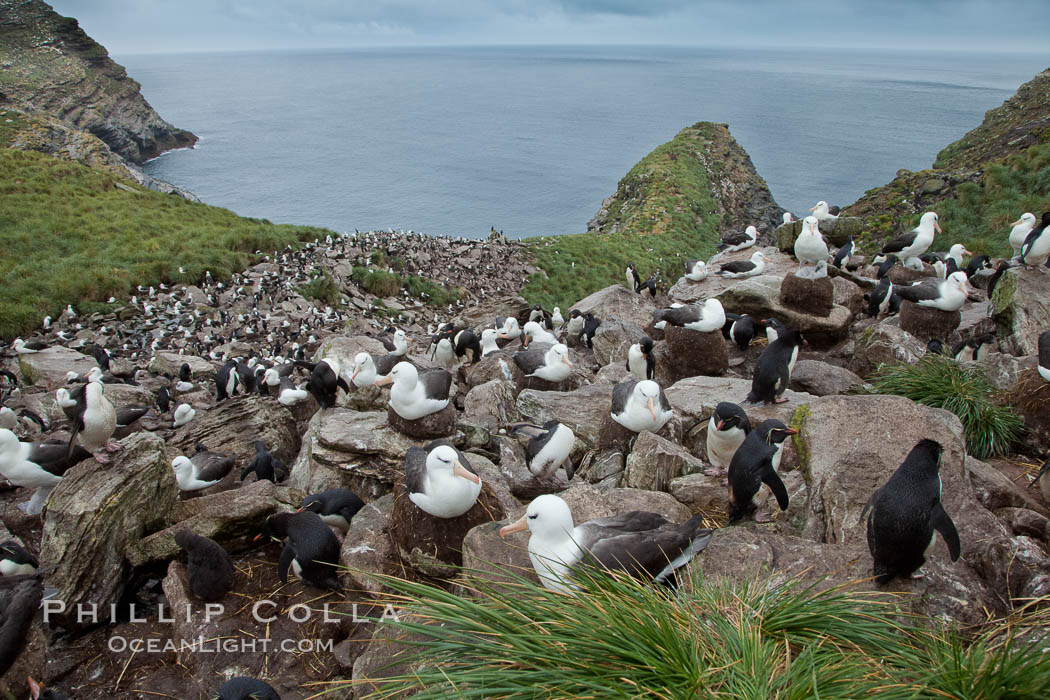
[773, 397, 789, 404]
[702, 466, 725, 477]
[104, 440, 122, 453]
[92, 451, 112, 464]
[752, 509, 775, 523]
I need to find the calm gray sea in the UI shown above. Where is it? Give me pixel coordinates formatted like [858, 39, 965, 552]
[123, 46, 1047, 238]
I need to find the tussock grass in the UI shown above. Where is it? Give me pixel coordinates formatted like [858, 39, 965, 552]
[867, 355, 1024, 459]
[350, 266, 460, 308]
[337, 565, 1050, 699]
[934, 144, 1050, 257]
[0, 149, 331, 338]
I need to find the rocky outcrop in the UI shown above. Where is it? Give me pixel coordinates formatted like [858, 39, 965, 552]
[991, 267, 1050, 356]
[715, 274, 853, 346]
[40, 432, 177, 629]
[587, 122, 785, 239]
[0, 0, 197, 163]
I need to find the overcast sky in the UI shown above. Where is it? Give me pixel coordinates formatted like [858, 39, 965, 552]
[47, 0, 1050, 55]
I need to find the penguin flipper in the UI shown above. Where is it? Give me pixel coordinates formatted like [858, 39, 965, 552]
[860, 489, 878, 521]
[336, 376, 351, 394]
[762, 467, 790, 511]
[277, 545, 296, 583]
[931, 503, 961, 561]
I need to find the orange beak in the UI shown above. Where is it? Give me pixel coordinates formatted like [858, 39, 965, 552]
[647, 396, 658, 421]
[499, 514, 529, 538]
[351, 365, 360, 381]
[374, 374, 393, 387]
[716, 419, 725, 430]
[934, 220, 943, 234]
[563, 356, 573, 368]
[1010, 218, 1024, 227]
[454, 461, 481, 485]
[808, 205, 817, 212]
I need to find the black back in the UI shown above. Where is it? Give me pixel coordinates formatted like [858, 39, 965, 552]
[726, 419, 791, 522]
[0, 576, 42, 677]
[302, 488, 365, 524]
[863, 439, 960, 584]
[746, 331, 804, 404]
[175, 531, 236, 602]
[261, 511, 341, 590]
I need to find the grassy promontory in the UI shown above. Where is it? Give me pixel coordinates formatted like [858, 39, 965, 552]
[523, 122, 782, 311]
[0, 149, 331, 337]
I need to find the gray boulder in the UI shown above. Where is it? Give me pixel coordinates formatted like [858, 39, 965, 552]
[126, 480, 303, 566]
[149, 352, 216, 382]
[715, 275, 853, 346]
[848, 319, 926, 378]
[169, 394, 300, 466]
[591, 319, 649, 367]
[623, 431, 703, 491]
[17, 346, 97, 387]
[41, 432, 177, 629]
[571, 284, 658, 329]
[788, 360, 864, 396]
[515, 384, 612, 447]
[991, 267, 1050, 355]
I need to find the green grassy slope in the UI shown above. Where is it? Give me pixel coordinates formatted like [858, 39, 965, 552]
[0, 149, 332, 337]
[844, 69, 1050, 256]
[522, 123, 728, 310]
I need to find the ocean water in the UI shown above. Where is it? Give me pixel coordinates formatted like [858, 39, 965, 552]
[123, 46, 1046, 239]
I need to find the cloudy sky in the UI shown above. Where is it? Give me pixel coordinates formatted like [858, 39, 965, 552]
[48, 0, 1050, 55]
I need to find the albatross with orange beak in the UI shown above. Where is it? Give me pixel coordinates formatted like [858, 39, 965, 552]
[498, 493, 711, 593]
[405, 441, 482, 518]
[610, 379, 673, 433]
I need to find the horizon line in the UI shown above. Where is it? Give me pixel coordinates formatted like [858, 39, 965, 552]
[110, 42, 1050, 60]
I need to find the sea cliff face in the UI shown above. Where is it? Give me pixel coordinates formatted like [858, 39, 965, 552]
[0, 0, 197, 164]
[587, 122, 785, 240]
[844, 68, 1050, 247]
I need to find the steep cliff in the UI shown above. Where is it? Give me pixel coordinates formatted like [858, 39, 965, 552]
[588, 122, 785, 239]
[0, 0, 196, 164]
[844, 69, 1050, 254]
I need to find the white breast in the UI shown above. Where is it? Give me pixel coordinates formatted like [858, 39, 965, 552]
[706, 419, 746, 470]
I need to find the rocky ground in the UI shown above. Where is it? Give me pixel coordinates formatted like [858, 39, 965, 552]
[2, 228, 1050, 698]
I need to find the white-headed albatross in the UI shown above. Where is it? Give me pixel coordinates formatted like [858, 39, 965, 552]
[498, 494, 712, 593]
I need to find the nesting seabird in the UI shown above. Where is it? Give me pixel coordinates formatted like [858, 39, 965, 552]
[1009, 213, 1037, 257]
[479, 328, 501, 357]
[498, 494, 711, 593]
[880, 211, 941, 270]
[404, 441, 482, 518]
[652, 298, 726, 333]
[378, 328, 409, 356]
[67, 381, 118, 463]
[716, 250, 766, 278]
[610, 379, 673, 433]
[684, 259, 708, 282]
[0, 429, 89, 514]
[376, 362, 452, 420]
[717, 225, 758, 253]
[808, 200, 838, 221]
[513, 343, 573, 382]
[794, 215, 829, 273]
[510, 421, 576, 479]
[520, 321, 559, 347]
[895, 271, 974, 312]
[171, 444, 237, 491]
[172, 403, 196, 428]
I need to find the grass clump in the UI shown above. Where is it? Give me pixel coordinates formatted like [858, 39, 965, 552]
[0, 149, 332, 338]
[350, 266, 461, 308]
[342, 565, 1050, 699]
[935, 144, 1050, 257]
[296, 269, 340, 306]
[867, 354, 1024, 459]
